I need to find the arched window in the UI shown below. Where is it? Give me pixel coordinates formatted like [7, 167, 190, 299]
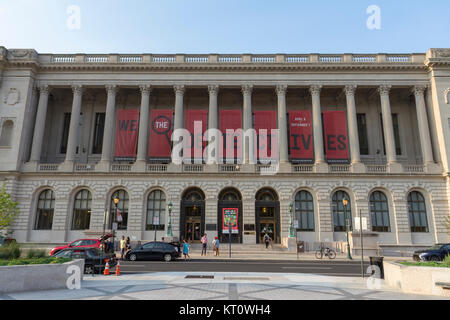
[408, 191, 429, 233]
[182, 188, 205, 202]
[294, 191, 314, 231]
[256, 188, 278, 201]
[219, 188, 241, 201]
[72, 190, 92, 230]
[146, 190, 166, 231]
[332, 191, 352, 232]
[35, 189, 55, 230]
[0, 120, 14, 147]
[370, 191, 390, 232]
[110, 189, 129, 230]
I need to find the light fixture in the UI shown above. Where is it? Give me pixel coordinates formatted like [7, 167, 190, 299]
[113, 196, 119, 205]
[168, 202, 173, 211]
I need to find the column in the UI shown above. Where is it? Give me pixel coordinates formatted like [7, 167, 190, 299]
[344, 85, 361, 164]
[29, 85, 51, 163]
[171, 85, 185, 166]
[413, 85, 434, 165]
[207, 85, 219, 165]
[310, 85, 326, 167]
[64, 85, 83, 165]
[100, 85, 118, 165]
[242, 84, 253, 164]
[276, 84, 289, 163]
[378, 85, 398, 164]
[136, 84, 152, 164]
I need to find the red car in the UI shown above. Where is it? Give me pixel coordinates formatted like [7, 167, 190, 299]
[50, 234, 113, 256]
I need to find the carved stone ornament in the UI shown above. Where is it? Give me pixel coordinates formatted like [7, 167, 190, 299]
[8, 49, 38, 59]
[309, 84, 322, 97]
[434, 49, 450, 57]
[275, 84, 288, 96]
[241, 84, 253, 96]
[139, 84, 152, 95]
[3, 88, 20, 106]
[444, 88, 450, 104]
[344, 84, 357, 96]
[208, 85, 219, 96]
[378, 84, 392, 96]
[174, 85, 185, 95]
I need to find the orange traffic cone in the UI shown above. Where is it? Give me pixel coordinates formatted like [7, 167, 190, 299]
[115, 260, 120, 276]
[104, 261, 110, 275]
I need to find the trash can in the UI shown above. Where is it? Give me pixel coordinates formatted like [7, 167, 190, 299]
[297, 241, 305, 253]
[369, 256, 384, 279]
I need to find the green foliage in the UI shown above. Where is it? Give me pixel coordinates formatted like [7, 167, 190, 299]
[0, 242, 21, 260]
[0, 184, 19, 235]
[26, 248, 47, 259]
[444, 255, 450, 267]
[400, 261, 450, 268]
[0, 257, 71, 267]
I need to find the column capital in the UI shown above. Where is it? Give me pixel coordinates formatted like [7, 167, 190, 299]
[412, 84, 427, 96]
[174, 85, 185, 95]
[37, 84, 51, 95]
[275, 84, 288, 96]
[378, 84, 392, 96]
[71, 84, 83, 95]
[309, 84, 322, 97]
[139, 84, 152, 95]
[208, 85, 220, 95]
[344, 84, 357, 97]
[105, 84, 118, 95]
[241, 84, 253, 96]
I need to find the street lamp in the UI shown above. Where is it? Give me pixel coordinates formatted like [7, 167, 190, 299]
[167, 201, 173, 237]
[342, 198, 353, 260]
[113, 196, 119, 254]
[289, 202, 295, 237]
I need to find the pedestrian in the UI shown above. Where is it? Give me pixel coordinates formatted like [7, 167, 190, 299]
[120, 236, 127, 260]
[201, 234, 208, 256]
[182, 239, 191, 260]
[214, 237, 220, 256]
[264, 233, 271, 249]
[126, 236, 131, 252]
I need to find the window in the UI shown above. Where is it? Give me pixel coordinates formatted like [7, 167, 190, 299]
[72, 190, 92, 230]
[380, 113, 401, 156]
[35, 189, 55, 230]
[332, 191, 352, 232]
[0, 120, 14, 147]
[294, 191, 314, 231]
[55, 250, 72, 258]
[369, 191, 390, 232]
[357, 114, 369, 155]
[143, 242, 156, 249]
[110, 190, 129, 230]
[92, 113, 105, 154]
[60, 113, 71, 154]
[408, 191, 429, 233]
[71, 251, 86, 259]
[146, 190, 166, 231]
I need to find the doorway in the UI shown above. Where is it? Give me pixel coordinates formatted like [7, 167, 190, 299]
[217, 188, 243, 244]
[255, 188, 280, 244]
[180, 188, 205, 243]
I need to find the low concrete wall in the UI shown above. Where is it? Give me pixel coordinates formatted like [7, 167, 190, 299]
[384, 261, 450, 297]
[0, 259, 84, 294]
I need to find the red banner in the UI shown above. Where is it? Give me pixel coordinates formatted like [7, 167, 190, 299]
[222, 208, 239, 234]
[219, 110, 242, 162]
[323, 110, 349, 163]
[148, 109, 173, 161]
[289, 111, 313, 163]
[114, 109, 139, 161]
[254, 111, 277, 161]
[184, 110, 208, 161]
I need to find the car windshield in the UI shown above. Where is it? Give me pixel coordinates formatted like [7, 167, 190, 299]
[88, 248, 102, 257]
[54, 250, 72, 258]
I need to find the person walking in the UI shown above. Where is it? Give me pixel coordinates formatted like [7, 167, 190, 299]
[264, 232, 271, 249]
[182, 239, 191, 260]
[201, 234, 208, 256]
[120, 236, 127, 260]
[214, 237, 220, 256]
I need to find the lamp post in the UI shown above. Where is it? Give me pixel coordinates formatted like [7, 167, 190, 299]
[289, 202, 295, 238]
[113, 196, 119, 254]
[343, 198, 352, 260]
[167, 201, 173, 238]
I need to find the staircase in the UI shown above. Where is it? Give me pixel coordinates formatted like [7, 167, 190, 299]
[188, 243, 297, 258]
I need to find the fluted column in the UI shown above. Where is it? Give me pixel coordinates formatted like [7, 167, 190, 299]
[29, 85, 51, 163]
[276, 84, 289, 163]
[100, 85, 118, 164]
[173, 85, 185, 132]
[378, 85, 397, 164]
[207, 85, 219, 164]
[242, 84, 253, 164]
[136, 85, 152, 163]
[413, 85, 433, 164]
[64, 85, 83, 164]
[310, 85, 325, 164]
[344, 85, 361, 164]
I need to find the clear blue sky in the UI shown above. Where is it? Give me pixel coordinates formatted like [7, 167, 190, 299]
[0, 0, 449, 54]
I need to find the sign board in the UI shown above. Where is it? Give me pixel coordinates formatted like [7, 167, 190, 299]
[222, 208, 239, 234]
[114, 109, 139, 161]
[153, 216, 160, 226]
[354, 217, 368, 231]
[149, 109, 173, 162]
[112, 222, 118, 231]
[289, 111, 313, 163]
[323, 110, 349, 163]
[293, 220, 299, 229]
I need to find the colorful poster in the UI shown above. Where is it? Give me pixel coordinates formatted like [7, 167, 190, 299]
[114, 109, 139, 161]
[219, 110, 242, 162]
[323, 110, 349, 163]
[148, 109, 173, 162]
[222, 208, 239, 234]
[289, 111, 314, 163]
[184, 110, 208, 161]
[253, 111, 277, 161]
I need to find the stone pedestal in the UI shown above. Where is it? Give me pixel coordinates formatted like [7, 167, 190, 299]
[96, 161, 111, 173]
[277, 162, 291, 174]
[351, 162, 366, 173]
[388, 162, 403, 174]
[204, 164, 219, 173]
[168, 163, 182, 173]
[59, 161, 74, 172]
[314, 162, 328, 173]
[133, 160, 146, 172]
[282, 237, 297, 252]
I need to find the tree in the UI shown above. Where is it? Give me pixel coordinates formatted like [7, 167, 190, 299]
[0, 184, 19, 237]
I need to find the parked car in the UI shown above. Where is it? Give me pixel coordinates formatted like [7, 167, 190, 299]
[50, 234, 113, 256]
[413, 243, 450, 262]
[125, 241, 180, 262]
[53, 247, 117, 274]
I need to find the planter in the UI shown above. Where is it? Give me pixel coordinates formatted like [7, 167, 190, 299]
[0, 259, 84, 293]
[383, 261, 450, 297]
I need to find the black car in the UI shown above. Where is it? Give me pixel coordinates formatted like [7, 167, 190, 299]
[125, 241, 180, 262]
[53, 247, 117, 274]
[413, 243, 450, 262]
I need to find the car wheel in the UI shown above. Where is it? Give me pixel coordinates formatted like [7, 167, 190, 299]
[164, 254, 172, 262]
[129, 253, 137, 261]
[84, 264, 94, 274]
[430, 256, 440, 262]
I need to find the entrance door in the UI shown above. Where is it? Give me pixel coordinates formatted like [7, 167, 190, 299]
[180, 202, 205, 243]
[255, 188, 280, 244]
[185, 218, 202, 242]
[259, 221, 276, 244]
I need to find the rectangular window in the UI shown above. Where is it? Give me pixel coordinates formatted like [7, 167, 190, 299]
[60, 113, 71, 154]
[380, 113, 401, 156]
[92, 113, 105, 154]
[357, 114, 369, 155]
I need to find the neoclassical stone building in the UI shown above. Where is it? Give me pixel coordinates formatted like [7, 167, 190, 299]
[0, 47, 449, 254]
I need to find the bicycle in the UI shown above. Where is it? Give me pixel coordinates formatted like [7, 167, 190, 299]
[315, 245, 336, 259]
